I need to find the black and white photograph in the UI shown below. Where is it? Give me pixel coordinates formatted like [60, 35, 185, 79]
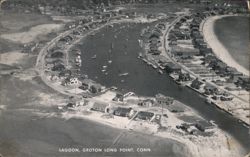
[0, 0, 249, 157]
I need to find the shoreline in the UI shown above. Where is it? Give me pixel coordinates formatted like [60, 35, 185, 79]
[59, 97, 243, 157]
[34, 13, 246, 157]
[202, 15, 249, 77]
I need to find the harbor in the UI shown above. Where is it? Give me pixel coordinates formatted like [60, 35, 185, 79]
[0, 1, 249, 157]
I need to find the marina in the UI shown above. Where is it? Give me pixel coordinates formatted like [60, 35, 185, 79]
[0, 1, 249, 157]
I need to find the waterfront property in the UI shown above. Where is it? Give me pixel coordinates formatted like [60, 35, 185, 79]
[91, 102, 109, 113]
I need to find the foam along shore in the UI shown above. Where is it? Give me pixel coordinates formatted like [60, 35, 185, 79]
[202, 15, 249, 77]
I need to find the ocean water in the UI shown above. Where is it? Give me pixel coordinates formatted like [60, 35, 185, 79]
[214, 16, 250, 70]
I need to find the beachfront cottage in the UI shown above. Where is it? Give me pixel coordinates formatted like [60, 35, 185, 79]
[195, 41, 207, 49]
[149, 31, 161, 39]
[113, 107, 132, 117]
[138, 99, 155, 107]
[157, 23, 166, 30]
[178, 73, 192, 82]
[89, 83, 103, 94]
[165, 63, 181, 74]
[228, 71, 243, 83]
[91, 102, 109, 113]
[112, 93, 124, 102]
[128, 109, 137, 119]
[204, 55, 217, 64]
[135, 111, 154, 121]
[151, 114, 161, 124]
[79, 82, 89, 90]
[214, 62, 228, 75]
[204, 84, 218, 95]
[220, 95, 234, 101]
[51, 63, 65, 71]
[51, 51, 64, 58]
[155, 94, 173, 106]
[191, 78, 203, 89]
[171, 46, 200, 57]
[199, 47, 213, 56]
[236, 76, 250, 91]
[59, 69, 71, 78]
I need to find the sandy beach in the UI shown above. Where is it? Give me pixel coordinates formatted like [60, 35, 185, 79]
[202, 15, 249, 76]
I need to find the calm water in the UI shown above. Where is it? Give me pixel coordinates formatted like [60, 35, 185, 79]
[214, 16, 250, 69]
[79, 22, 250, 151]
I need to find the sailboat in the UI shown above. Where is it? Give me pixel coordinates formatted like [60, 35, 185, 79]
[119, 72, 129, 77]
[91, 54, 97, 59]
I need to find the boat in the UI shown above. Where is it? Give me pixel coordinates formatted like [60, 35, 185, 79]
[159, 65, 165, 70]
[174, 79, 182, 85]
[58, 106, 63, 110]
[101, 69, 106, 72]
[158, 69, 163, 74]
[108, 60, 112, 64]
[110, 86, 118, 90]
[75, 51, 81, 55]
[205, 97, 212, 104]
[137, 53, 142, 59]
[91, 54, 97, 59]
[147, 61, 151, 66]
[142, 58, 147, 63]
[103, 65, 107, 69]
[152, 64, 158, 69]
[119, 72, 129, 76]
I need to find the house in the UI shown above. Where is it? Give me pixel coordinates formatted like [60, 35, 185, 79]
[199, 47, 213, 56]
[128, 109, 137, 119]
[191, 78, 203, 89]
[204, 84, 218, 95]
[171, 46, 200, 57]
[214, 62, 228, 75]
[112, 92, 124, 102]
[157, 23, 166, 30]
[220, 95, 234, 101]
[193, 39, 207, 48]
[228, 71, 243, 83]
[178, 73, 191, 82]
[155, 93, 173, 106]
[113, 107, 132, 117]
[90, 84, 102, 93]
[235, 76, 250, 91]
[165, 63, 181, 73]
[46, 58, 64, 67]
[152, 114, 161, 123]
[91, 102, 109, 113]
[51, 51, 64, 58]
[59, 69, 71, 78]
[204, 55, 217, 64]
[138, 99, 155, 107]
[79, 82, 89, 90]
[66, 102, 75, 108]
[51, 63, 65, 71]
[135, 111, 154, 121]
